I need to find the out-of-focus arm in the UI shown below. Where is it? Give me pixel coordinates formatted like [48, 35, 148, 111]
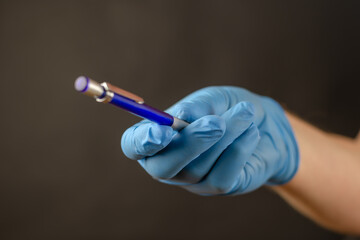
[272, 114, 360, 235]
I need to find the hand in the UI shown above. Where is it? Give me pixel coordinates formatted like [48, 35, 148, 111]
[121, 87, 299, 195]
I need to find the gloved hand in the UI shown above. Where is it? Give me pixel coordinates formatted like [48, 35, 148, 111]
[121, 87, 299, 195]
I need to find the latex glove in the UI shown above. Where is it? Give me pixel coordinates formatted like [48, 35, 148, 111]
[121, 87, 299, 195]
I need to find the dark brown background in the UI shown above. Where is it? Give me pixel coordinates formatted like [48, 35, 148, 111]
[0, 0, 359, 239]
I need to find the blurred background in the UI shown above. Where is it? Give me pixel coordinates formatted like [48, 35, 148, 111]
[0, 0, 359, 239]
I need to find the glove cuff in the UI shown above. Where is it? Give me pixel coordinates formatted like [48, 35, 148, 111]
[263, 98, 300, 185]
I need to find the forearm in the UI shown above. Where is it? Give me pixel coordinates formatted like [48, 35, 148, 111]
[272, 113, 360, 235]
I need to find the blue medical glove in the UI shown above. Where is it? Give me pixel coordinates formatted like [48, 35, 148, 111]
[121, 87, 299, 195]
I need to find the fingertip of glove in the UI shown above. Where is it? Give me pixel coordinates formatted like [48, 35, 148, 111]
[121, 123, 174, 160]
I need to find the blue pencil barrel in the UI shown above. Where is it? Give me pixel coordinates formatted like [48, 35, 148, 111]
[110, 93, 174, 126]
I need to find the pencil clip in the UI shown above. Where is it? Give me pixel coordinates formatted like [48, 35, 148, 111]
[101, 82, 145, 104]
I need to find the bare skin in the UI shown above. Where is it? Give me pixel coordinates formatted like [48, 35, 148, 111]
[272, 113, 360, 235]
